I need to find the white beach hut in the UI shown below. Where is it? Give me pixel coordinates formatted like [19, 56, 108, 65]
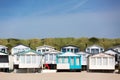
[11, 45, 31, 71]
[36, 45, 61, 70]
[88, 53, 115, 72]
[17, 50, 42, 73]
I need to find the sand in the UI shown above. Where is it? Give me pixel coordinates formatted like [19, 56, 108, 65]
[0, 71, 120, 80]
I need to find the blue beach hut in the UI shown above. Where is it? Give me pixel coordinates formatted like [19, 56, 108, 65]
[56, 52, 81, 72]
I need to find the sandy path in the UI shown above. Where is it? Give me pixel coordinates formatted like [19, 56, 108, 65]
[0, 72, 120, 80]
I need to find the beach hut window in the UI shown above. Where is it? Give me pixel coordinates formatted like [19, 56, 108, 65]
[103, 57, 108, 65]
[35, 55, 41, 64]
[71, 57, 74, 65]
[71, 49, 73, 52]
[75, 49, 79, 53]
[97, 57, 102, 65]
[32, 55, 36, 64]
[42, 49, 45, 52]
[38, 50, 41, 52]
[58, 57, 62, 63]
[20, 56, 25, 64]
[53, 54, 56, 61]
[49, 54, 53, 61]
[109, 57, 114, 65]
[76, 57, 79, 65]
[67, 49, 69, 52]
[91, 49, 94, 53]
[62, 48, 66, 52]
[45, 54, 48, 61]
[26, 55, 31, 64]
[91, 57, 96, 65]
[64, 57, 68, 63]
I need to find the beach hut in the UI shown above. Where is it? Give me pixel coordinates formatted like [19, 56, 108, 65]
[76, 52, 90, 70]
[86, 45, 104, 54]
[11, 45, 31, 71]
[56, 52, 81, 72]
[43, 50, 61, 70]
[61, 45, 79, 53]
[36, 45, 60, 70]
[0, 45, 9, 72]
[104, 49, 120, 66]
[88, 53, 115, 72]
[104, 49, 119, 56]
[111, 45, 120, 53]
[17, 50, 42, 73]
[36, 45, 55, 53]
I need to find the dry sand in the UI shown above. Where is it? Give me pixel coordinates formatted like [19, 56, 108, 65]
[0, 71, 120, 80]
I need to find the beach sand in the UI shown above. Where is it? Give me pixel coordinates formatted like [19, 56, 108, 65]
[0, 71, 120, 80]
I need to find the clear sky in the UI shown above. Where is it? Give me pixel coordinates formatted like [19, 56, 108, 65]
[0, 0, 120, 39]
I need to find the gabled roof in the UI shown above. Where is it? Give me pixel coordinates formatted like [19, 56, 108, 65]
[12, 45, 30, 49]
[86, 44, 104, 49]
[0, 45, 8, 48]
[58, 52, 80, 57]
[89, 53, 114, 57]
[36, 45, 55, 49]
[104, 49, 120, 55]
[17, 50, 42, 55]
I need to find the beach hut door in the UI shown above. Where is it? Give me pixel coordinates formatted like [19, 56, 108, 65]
[70, 57, 75, 69]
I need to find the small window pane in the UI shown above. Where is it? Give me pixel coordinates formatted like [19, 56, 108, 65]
[109, 57, 114, 65]
[64, 57, 68, 63]
[76, 57, 79, 65]
[26, 55, 31, 64]
[32, 55, 36, 64]
[103, 57, 108, 65]
[97, 57, 102, 65]
[49, 54, 53, 61]
[91, 57, 96, 65]
[71, 57, 74, 65]
[58, 57, 62, 63]
[20, 56, 25, 64]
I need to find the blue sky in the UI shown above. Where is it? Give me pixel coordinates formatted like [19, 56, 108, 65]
[0, 0, 120, 39]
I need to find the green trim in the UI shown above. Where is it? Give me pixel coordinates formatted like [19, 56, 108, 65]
[17, 50, 42, 55]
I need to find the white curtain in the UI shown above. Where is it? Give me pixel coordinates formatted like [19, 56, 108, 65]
[58, 57, 62, 63]
[45, 54, 48, 61]
[26, 55, 31, 64]
[103, 57, 108, 65]
[109, 57, 114, 65]
[97, 57, 102, 65]
[20, 55, 25, 64]
[64, 57, 68, 63]
[71, 57, 74, 65]
[49, 54, 53, 61]
[32, 55, 36, 64]
[76, 57, 79, 65]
